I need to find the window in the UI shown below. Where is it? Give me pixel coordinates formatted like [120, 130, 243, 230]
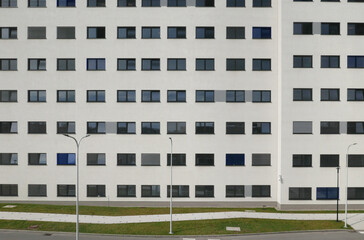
[321, 88, 339, 101]
[226, 122, 244, 134]
[87, 58, 105, 70]
[196, 59, 214, 71]
[57, 27, 75, 39]
[252, 27, 271, 39]
[87, 185, 105, 197]
[321, 23, 340, 35]
[0, 184, 17, 196]
[196, 90, 214, 102]
[28, 90, 46, 102]
[317, 187, 338, 200]
[167, 90, 186, 102]
[252, 59, 271, 71]
[348, 23, 364, 35]
[142, 27, 160, 39]
[57, 122, 75, 134]
[117, 185, 136, 197]
[226, 154, 245, 166]
[348, 0, 364, 2]
[28, 121, 46, 134]
[87, 0, 105, 7]
[57, 0, 75, 7]
[167, 154, 186, 166]
[142, 59, 160, 70]
[0, 0, 17, 7]
[117, 0, 135, 7]
[293, 154, 312, 167]
[167, 59, 186, 71]
[57, 59, 75, 71]
[293, 121, 312, 134]
[28, 27, 46, 39]
[0, 122, 17, 134]
[226, 59, 245, 71]
[252, 185, 270, 197]
[117, 27, 136, 39]
[167, 185, 189, 197]
[87, 90, 105, 102]
[320, 121, 340, 134]
[28, 59, 46, 71]
[253, 0, 271, 7]
[0, 153, 17, 165]
[293, 22, 312, 35]
[252, 90, 271, 102]
[227, 0, 245, 7]
[348, 188, 364, 200]
[168, 0, 186, 6]
[252, 154, 271, 166]
[117, 154, 136, 166]
[293, 89, 312, 101]
[226, 27, 245, 39]
[57, 185, 75, 197]
[226, 186, 244, 198]
[349, 155, 364, 167]
[117, 59, 136, 71]
[87, 122, 106, 134]
[0, 27, 17, 39]
[347, 122, 364, 134]
[320, 154, 339, 167]
[117, 122, 136, 134]
[167, 122, 186, 134]
[142, 0, 160, 6]
[57, 90, 75, 102]
[196, 27, 214, 39]
[28, 153, 47, 165]
[195, 122, 214, 134]
[293, 55, 312, 68]
[117, 90, 136, 102]
[142, 90, 160, 102]
[196, 0, 214, 7]
[252, 122, 271, 134]
[87, 153, 105, 165]
[226, 90, 245, 102]
[28, 0, 46, 7]
[141, 122, 160, 134]
[87, 27, 105, 39]
[348, 89, 364, 101]
[167, 27, 186, 38]
[195, 154, 214, 166]
[141, 185, 160, 197]
[321, 56, 340, 68]
[0, 59, 17, 71]
[28, 185, 47, 197]
[289, 188, 311, 200]
[0, 90, 17, 102]
[195, 185, 214, 197]
[348, 56, 364, 68]
[57, 153, 75, 165]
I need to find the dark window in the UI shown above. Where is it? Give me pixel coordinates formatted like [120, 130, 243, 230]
[348, 188, 364, 200]
[253, 59, 271, 71]
[293, 55, 312, 68]
[348, 56, 364, 68]
[252, 122, 271, 134]
[142, 27, 160, 39]
[117, 0, 135, 7]
[195, 185, 214, 197]
[167, 122, 186, 134]
[142, 59, 160, 70]
[28, 153, 47, 165]
[167, 185, 189, 197]
[57, 0, 75, 7]
[28, 0, 46, 7]
[321, 88, 340, 101]
[28, 184, 47, 197]
[57, 59, 75, 71]
[226, 90, 245, 102]
[348, 89, 364, 101]
[28, 121, 46, 134]
[167, 154, 186, 166]
[227, 0, 245, 7]
[321, 23, 340, 35]
[57, 153, 75, 165]
[195, 154, 214, 166]
[253, 90, 271, 102]
[87, 122, 106, 134]
[57, 122, 75, 134]
[57, 185, 75, 197]
[87, 27, 105, 39]
[293, 22, 312, 35]
[167, 59, 186, 71]
[87, 59, 105, 70]
[289, 188, 311, 200]
[87, 90, 105, 102]
[252, 27, 271, 39]
[348, 23, 364, 35]
[0, 27, 17, 39]
[0, 90, 17, 102]
[196, 90, 214, 102]
[252, 154, 271, 166]
[117, 122, 136, 134]
[226, 185, 244, 197]
[347, 122, 364, 134]
[28, 27, 46, 39]
[226, 59, 245, 70]
[117, 27, 136, 39]
[196, 27, 214, 39]
[117, 90, 136, 102]
[226, 122, 245, 134]
[87, 0, 105, 7]
[226, 154, 245, 166]
[293, 89, 312, 101]
[28, 90, 46, 102]
[195, 122, 214, 134]
[0, 0, 17, 7]
[87, 185, 105, 197]
[0, 184, 18, 196]
[252, 185, 271, 197]
[226, 27, 245, 39]
[196, 59, 214, 70]
[117, 59, 136, 70]
[0, 122, 17, 134]
[320, 121, 340, 134]
[141, 122, 160, 134]
[196, 0, 214, 7]
[321, 56, 340, 68]
[253, 0, 271, 7]
[293, 154, 312, 167]
[117, 185, 136, 197]
[57, 90, 75, 102]
[87, 153, 105, 165]
[57, 27, 75, 39]
[168, 0, 186, 6]
[0, 153, 17, 165]
[142, 0, 160, 7]
[142, 90, 160, 102]
[117, 153, 136, 166]
[0, 59, 17, 71]
[168, 27, 186, 38]
[348, 155, 364, 167]
[320, 154, 339, 167]
[28, 59, 46, 70]
[167, 90, 186, 102]
[317, 187, 339, 200]
[141, 185, 160, 197]
[348, 0, 364, 2]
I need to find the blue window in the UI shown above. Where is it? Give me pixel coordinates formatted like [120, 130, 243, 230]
[57, 0, 75, 7]
[226, 154, 245, 166]
[317, 187, 339, 200]
[87, 59, 105, 71]
[348, 56, 364, 68]
[57, 153, 75, 165]
[252, 27, 271, 39]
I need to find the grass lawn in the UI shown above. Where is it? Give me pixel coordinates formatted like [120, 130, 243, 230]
[0, 218, 346, 235]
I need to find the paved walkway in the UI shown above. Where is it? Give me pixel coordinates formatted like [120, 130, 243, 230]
[0, 211, 364, 232]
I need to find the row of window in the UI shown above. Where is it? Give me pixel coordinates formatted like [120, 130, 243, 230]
[293, 55, 364, 69]
[289, 187, 364, 201]
[292, 154, 364, 167]
[0, 184, 272, 198]
[294, 0, 364, 3]
[294, 22, 364, 35]
[292, 121, 364, 134]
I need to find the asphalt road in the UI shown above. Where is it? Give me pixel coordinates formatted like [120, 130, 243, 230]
[0, 230, 363, 240]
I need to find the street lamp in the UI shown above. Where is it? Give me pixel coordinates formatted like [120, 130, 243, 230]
[169, 137, 173, 235]
[63, 134, 90, 240]
[345, 143, 357, 228]
[336, 166, 340, 222]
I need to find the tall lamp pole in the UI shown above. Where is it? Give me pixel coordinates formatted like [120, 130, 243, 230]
[169, 137, 173, 235]
[345, 143, 357, 228]
[63, 134, 90, 240]
[336, 166, 340, 222]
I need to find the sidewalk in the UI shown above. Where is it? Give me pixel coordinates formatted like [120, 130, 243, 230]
[0, 211, 363, 232]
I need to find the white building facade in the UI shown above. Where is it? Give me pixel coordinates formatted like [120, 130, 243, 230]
[0, 0, 363, 209]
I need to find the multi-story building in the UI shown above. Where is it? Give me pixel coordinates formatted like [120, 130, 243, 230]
[0, 0, 363, 209]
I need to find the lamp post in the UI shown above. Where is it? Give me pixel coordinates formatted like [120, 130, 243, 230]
[169, 137, 173, 235]
[63, 134, 90, 240]
[345, 143, 357, 228]
[336, 166, 340, 222]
